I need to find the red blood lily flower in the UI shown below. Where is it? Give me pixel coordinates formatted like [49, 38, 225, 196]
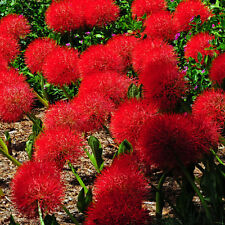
[0, 14, 30, 40]
[209, 53, 225, 86]
[35, 127, 84, 169]
[11, 161, 64, 218]
[173, 0, 212, 32]
[24, 37, 57, 74]
[184, 32, 218, 63]
[110, 99, 158, 148]
[131, 0, 166, 19]
[85, 155, 150, 225]
[42, 46, 80, 86]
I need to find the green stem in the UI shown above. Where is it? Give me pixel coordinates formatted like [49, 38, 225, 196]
[149, 182, 184, 223]
[0, 137, 8, 154]
[38, 201, 45, 225]
[210, 149, 225, 166]
[68, 162, 88, 194]
[33, 90, 49, 108]
[177, 160, 212, 223]
[26, 112, 43, 132]
[156, 172, 167, 219]
[62, 205, 80, 225]
[61, 85, 72, 100]
[0, 146, 21, 167]
[84, 149, 100, 173]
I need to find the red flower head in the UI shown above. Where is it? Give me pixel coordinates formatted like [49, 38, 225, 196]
[138, 113, 219, 170]
[0, 69, 26, 89]
[79, 44, 125, 77]
[42, 46, 80, 86]
[209, 53, 225, 86]
[144, 11, 177, 41]
[35, 127, 84, 169]
[132, 38, 176, 75]
[110, 99, 158, 148]
[141, 58, 186, 111]
[0, 34, 19, 63]
[185, 32, 218, 63]
[173, 0, 212, 32]
[71, 93, 115, 132]
[11, 161, 64, 218]
[44, 101, 82, 131]
[192, 89, 225, 129]
[106, 34, 138, 69]
[0, 81, 34, 122]
[45, 0, 82, 33]
[0, 53, 8, 71]
[78, 71, 132, 106]
[85, 155, 150, 225]
[85, 0, 120, 28]
[0, 14, 31, 40]
[131, 0, 166, 19]
[24, 38, 57, 74]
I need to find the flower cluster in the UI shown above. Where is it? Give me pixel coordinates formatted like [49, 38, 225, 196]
[46, 0, 120, 33]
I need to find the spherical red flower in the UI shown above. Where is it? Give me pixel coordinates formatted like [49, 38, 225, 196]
[85, 155, 150, 225]
[78, 71, 132, 106]
[132, 38, 176, 75]
[0, 34, 19, 63]
[106, 34, 138, 69]
[71, 93, 115, 132]
[11, 161, 64, 218]
[79, 44, 125, 77]
[138, 113, 219, 170]
[0, 82, 34, 122]
[184, 32, 218, 63]
[42, 46, 80, 86]
[144, 11, 177, 41]
[85, 0, 120, 28]
[0, 53, 9, 71]
[131, 0, 166, 19]
[44, 101, 80, 131]
[24, 38, 57, 74]
[192, 89, 225, 128]
[0, 69, 26, 88]
[0, 14, 30, 40]
[45, 0, 85, 33]
[173, 0, 212, 32]
[209, 53, 225, 85]
[35, 127, 84, 169]
[110, 99, 158, 148]
[140, 56, 186, 112]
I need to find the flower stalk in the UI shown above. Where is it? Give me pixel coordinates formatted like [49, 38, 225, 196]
[0, 137, 21, 167]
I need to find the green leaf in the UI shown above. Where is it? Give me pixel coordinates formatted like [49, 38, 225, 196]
[44, 215, 59, 225]
[77, 188, 92, 213]
[88, 136, 104, 171]
[197, 52, 203, 63]
[9, 215, 19, 225]
[113, 139, 133, 159]
[127, 83, 138, 99]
